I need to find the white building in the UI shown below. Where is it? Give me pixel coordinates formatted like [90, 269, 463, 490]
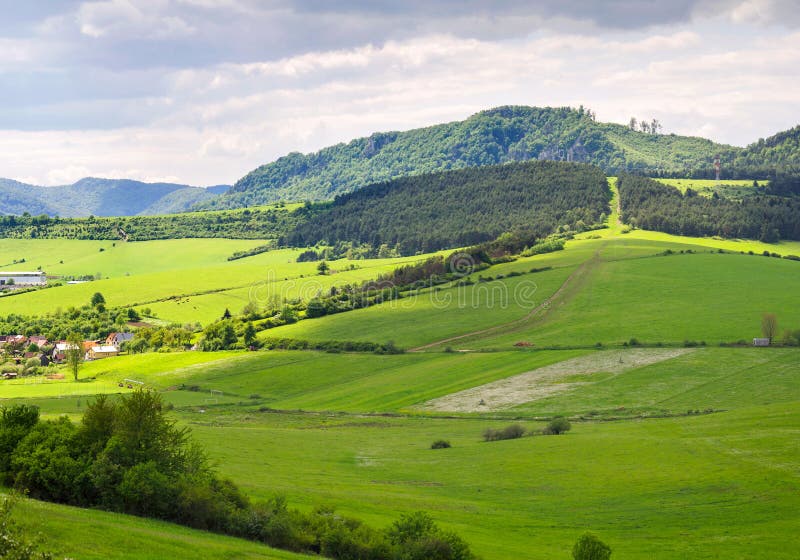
[0, 271, 46, 286]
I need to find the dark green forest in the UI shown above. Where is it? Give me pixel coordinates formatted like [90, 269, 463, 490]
[618, 173, 800, 242]
[0, 205, 300, 241]
[201, 105, 740, 208]
[284, 161, 610, 254]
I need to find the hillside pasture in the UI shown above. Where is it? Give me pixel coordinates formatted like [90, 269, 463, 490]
[0, 243, 442, 323]
[2, 344, 799, 559]
[262, 264, 576, 349]
[656, 177, 761, 199]
[469, 251, 800, 349]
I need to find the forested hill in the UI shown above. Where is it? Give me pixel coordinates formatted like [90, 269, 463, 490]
[0, 204, 298, 241]
[201, 105, 738, 208]
[285, 160, 610, 254]
[734, 125, 800, 173]
[0, 177, 229, 217]
[618, 173, 800, 242]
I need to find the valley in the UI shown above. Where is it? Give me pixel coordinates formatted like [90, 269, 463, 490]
[2, 195, 799, 558]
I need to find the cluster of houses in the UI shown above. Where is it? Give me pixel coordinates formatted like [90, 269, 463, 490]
[0, 332, 134, 378]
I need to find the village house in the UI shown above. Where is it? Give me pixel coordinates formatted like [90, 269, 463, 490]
[86, 345, 120, 360]
[52, 341, 80, 363]
[28, 335, 48, 347]
[106, 332, 134, 349]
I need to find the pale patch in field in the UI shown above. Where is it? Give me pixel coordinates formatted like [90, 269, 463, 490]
[420, 348, 694, 413]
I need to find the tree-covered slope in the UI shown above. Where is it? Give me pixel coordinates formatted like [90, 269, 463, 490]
[735, 125, 800, 170]
[0, 204, 300, 241]
[0, 177, 228, 217]
[285, 160, 610, 254]
[618, 173, 800, 242]
[203, 105, 739, 208]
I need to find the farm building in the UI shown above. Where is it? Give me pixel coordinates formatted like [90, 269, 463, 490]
[753, 338, 771, 347]
[0, 271, 46, 286]
[86, 345, 120, 360]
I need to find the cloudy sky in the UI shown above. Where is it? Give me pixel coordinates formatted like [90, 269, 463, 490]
[1, 0, 798, 186]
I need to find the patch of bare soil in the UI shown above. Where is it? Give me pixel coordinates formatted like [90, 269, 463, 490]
[420, 348, 694, 413]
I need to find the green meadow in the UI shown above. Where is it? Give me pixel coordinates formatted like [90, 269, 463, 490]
[11, 497, 312, 560]
[260, 236, 800, 350]
[3, 344, 798, 559]
[0, 241, 441, 323]
[656, 177, 761, 199]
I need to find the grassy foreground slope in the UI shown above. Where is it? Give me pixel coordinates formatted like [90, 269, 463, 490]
[190, 401, 799, 560]
[2, 345, 798, 559]
[11, 497, 311, 560]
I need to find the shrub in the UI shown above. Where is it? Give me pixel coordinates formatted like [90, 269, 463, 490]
[543, 417, 571, 435]
[483, 424, 526, 442]
[572, 532, 611, 560]
[431, 440, 451, 449]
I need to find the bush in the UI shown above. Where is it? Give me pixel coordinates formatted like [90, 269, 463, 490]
[572, 532, 611, 560]
[431, 440, 451, 449]
[0, 397, 479, 560]
[543, 417, 571, 435]
[483, 424, 526, 442]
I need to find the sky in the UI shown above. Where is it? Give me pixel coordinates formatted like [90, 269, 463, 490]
[0, 0, 798, 186]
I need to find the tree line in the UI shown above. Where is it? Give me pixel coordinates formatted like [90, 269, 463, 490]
[0, 205, 300, 241]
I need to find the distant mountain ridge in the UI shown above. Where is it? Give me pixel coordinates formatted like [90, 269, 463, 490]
[0, 177, 229, 217]
[198, 105, 759, 209]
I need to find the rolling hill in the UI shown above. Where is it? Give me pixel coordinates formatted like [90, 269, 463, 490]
[0, 177, 229, 217]
[200, 105, 743, 208]
[285, 160, 610, 254]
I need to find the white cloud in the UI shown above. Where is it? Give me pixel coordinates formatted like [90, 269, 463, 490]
[1, 16, 798, 186]
[76, 0, 195, 39]
[46, 165, 94, 185]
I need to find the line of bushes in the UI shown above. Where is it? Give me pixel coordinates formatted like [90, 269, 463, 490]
[227, 243, 275, 261]
[0, 394, 477, 560]
[261, 338, 403, 354]
[482, 419, 571, 442]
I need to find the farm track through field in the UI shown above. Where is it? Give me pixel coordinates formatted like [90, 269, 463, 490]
[409, 249, 603, 352]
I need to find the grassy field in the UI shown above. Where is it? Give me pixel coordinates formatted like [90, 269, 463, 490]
[2, 177, 800, 559]
[11, 495, 312, 560]
[468, 251, 800, 349]
[0, 242, 443, 323]
[264, 265, 577, 349]
[656, 178, 762, 199]
[257, 237, 800, 350]
[0, 238, 263, 278]
[3, 345, 797, 560]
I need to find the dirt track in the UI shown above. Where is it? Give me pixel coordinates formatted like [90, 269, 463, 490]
[409, 253, 600, 352]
